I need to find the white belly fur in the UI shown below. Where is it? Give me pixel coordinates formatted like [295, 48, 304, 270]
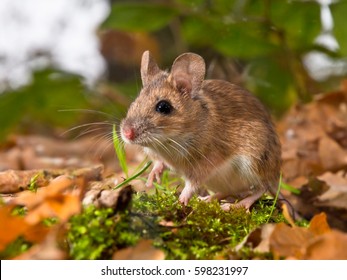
[204, 155, 262, 198]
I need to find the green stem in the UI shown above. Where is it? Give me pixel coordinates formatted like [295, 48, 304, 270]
[113, 161, 152, 190]
[266, 173, 282, 223]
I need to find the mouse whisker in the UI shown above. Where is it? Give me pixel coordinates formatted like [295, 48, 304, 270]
[74, 126, 112, 140]
[87, 131, 114, 158]
[151, 136, 174, 158]
[182, 138, 222, 172]
[167, 137, 195, 168]
[60, 121, 113, 137]
[98, 138, 116, 160]
[58, 108, 118, 121]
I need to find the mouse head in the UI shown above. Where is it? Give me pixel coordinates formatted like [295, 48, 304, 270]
[120, 51, 206, 150]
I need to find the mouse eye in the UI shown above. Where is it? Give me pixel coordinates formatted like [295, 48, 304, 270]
[155, 100, 173, 115]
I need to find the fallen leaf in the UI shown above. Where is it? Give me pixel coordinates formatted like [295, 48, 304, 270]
[113, 240, 165, 260]
[270, 212, 347, 259]
[0, 165, 103, 194]
[0, 169, 49, 194]
[318, 136, 347, 171]
[282, 203, 296, 227]
[25, 194, 81, 224]
[306, 230, 347, 260]
[0, 148, 21, 171]
[10, 176, 76, 210]
[83, 179, 133, 211]
[308, 212, 331, 235]
[316, 171, 347, 209]
[14, 228, 66, 260]
[253, 224, 276, 253]
[0, 206, 30, 251]
[270, 223, 314, 259]
[278, 80, 347, 181]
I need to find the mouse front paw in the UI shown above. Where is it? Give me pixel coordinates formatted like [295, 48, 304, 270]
[146, 160, 165, 188]
[179, 182, 197, 205]
[179, 191, 192, 206]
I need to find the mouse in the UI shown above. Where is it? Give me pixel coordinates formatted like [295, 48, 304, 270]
[120, 50, 288, 211]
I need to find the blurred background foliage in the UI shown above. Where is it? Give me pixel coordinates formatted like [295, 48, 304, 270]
[0, 0, 347, 141]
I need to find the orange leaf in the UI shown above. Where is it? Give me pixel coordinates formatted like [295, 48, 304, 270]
[0, 206, 29, 251]
[282, 204, 296, 227]
[11, 175, 75, 210]
[309, 212, 331, 235]
[306, 230, 347, 260]
[45, 194, 81, 222]
[270, 223, 314, 259]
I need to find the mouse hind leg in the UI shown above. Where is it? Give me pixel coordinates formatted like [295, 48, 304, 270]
[199, 192, 231, 202]
[221, 187, 265, 211]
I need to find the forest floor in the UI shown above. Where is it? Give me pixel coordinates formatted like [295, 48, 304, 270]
[1, 81, 347, 260]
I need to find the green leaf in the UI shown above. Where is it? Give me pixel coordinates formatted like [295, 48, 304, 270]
[175, 0, 206, 8]
[213, 22, 278, 58]
[270, 0, 321, 49]
[182, 16, 219, 47]
[0, 69, 88, 140]
[102, 3, 178, 32]
[331, 1, 347, 56]
[246, 55, 297, 115]
[280, 182, 301, 195]
[112, 124, 128, 177]
[183, 16, 277, 58]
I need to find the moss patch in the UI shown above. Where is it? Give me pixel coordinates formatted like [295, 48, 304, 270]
[66, 185, 286, 260]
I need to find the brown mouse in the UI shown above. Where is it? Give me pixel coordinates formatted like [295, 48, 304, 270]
[120, 50, 287, 211]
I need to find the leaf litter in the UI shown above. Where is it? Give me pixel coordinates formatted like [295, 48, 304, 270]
[0, 81, 347, 259]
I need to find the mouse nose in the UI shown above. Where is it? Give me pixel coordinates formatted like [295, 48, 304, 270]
[122, 125, 135, 141]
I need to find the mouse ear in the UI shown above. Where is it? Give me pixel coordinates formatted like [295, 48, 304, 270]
[141, 51, 161, 87]
[170, 53, 205, 97]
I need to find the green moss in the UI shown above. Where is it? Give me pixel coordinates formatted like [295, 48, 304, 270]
[130, 189, 285, 259]
[28, 173, 42, 193]
[42, 217, 58, 227]
[11, 205, 27, 217]
[0, 237, 32, 259]
[66, 205, 140, 260]
[65, 181, 287, 260]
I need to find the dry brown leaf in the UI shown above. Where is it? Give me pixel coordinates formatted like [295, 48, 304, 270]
[0, 148, 21, 171]
[14, 135, 120, 174]
[284, 176, 308, 190]
[47, 195, 81, 222]
[0, 175, 84, 252]
[0, 206, 30, 251]
[270, 223, 314, 259]
[270, 212, 347, 259]
[282, 204, 296, 227]
[0, 165, 103, 194]
[248, 224, 276, 253]
[14, 228, 66, 260]
[22, 223, 51, 244]
[318, 137, 347, 171]
[0, 169, 50, 194]
[10, 175, 75, 209]
[278, 80, 347, 181]
[316, 171, 347, 209]
[309, 212, 331, 235]
[306, 230, 347, 260]
[0, 205, 49, 252]
[13, 176, 83, 226]
[25, 195, 81, 224]
[113, 240, 165, 260]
